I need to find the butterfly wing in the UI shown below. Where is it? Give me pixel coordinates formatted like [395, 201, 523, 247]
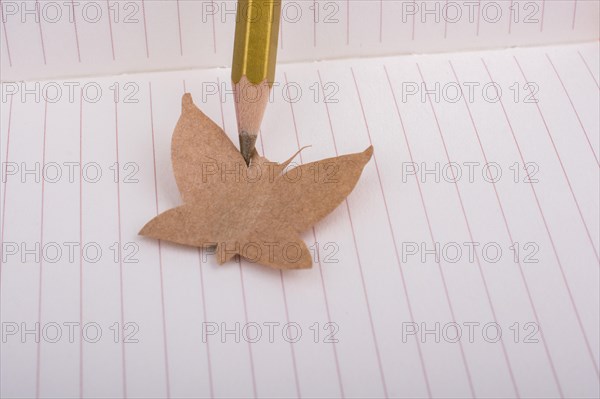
[216, 226, 312, 270]
[139, 205, 217, 248]
[172, 94, 246, 204]
[263, 146, 373, 233]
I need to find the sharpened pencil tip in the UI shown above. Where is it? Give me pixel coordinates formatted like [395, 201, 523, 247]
[239, 131, 257, 166]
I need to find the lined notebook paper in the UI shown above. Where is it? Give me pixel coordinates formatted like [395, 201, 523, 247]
[1, 1, 599, 398]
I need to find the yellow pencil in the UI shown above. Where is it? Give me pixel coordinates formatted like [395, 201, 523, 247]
[232, 0, 282, 164]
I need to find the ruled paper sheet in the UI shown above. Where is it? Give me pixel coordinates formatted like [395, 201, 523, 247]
[1, 0, 599, 81]
[1, 39, 598, 398]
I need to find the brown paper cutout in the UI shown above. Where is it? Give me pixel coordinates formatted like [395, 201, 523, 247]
[140, 93, 373, 269]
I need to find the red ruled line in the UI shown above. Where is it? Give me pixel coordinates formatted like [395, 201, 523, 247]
[318, 69, 389, 399]
[449, 59, 564, 398]
[0, 2, 13, 67]
[149, 82, 172, 398]
[577, 51, 600, 89]
[35, 0, 46, 65]
[176, 0, 183, 56]
[141, 0, 150, 58]
[184, 78, 215, 398]
[211, 0, 217, 53]
[35, 99, 48, 399]
[484, 56, 599, 385]
[514, 56, 599, 266]
[78, 89, 84, 399]
[353, 67, 432, 398]
[114, 101, 127, 397]
[106, 0, 116, 60]
[71, 0, 81, 62]
[215, 78, 258, 398]
[284, 71, 346, 399]
[383, 65, 476, 398]
[0, 95, 13, 286]
[415, 62, 520, 398]
[546, 54, 599, 167]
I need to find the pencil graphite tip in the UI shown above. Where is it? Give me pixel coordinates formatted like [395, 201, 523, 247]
[239, 131, 257, 166]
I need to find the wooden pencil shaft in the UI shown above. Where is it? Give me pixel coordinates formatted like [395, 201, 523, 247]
[234, 76, 270, 163]
[232, 0, 281, 163]
[232, 0, 281, 86]
[234, 76, 270, 136]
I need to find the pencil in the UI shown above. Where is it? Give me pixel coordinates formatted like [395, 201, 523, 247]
[232, 0, 282, 165]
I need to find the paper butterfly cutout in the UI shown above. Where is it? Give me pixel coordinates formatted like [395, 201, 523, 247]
[140, 94, 373, 269]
